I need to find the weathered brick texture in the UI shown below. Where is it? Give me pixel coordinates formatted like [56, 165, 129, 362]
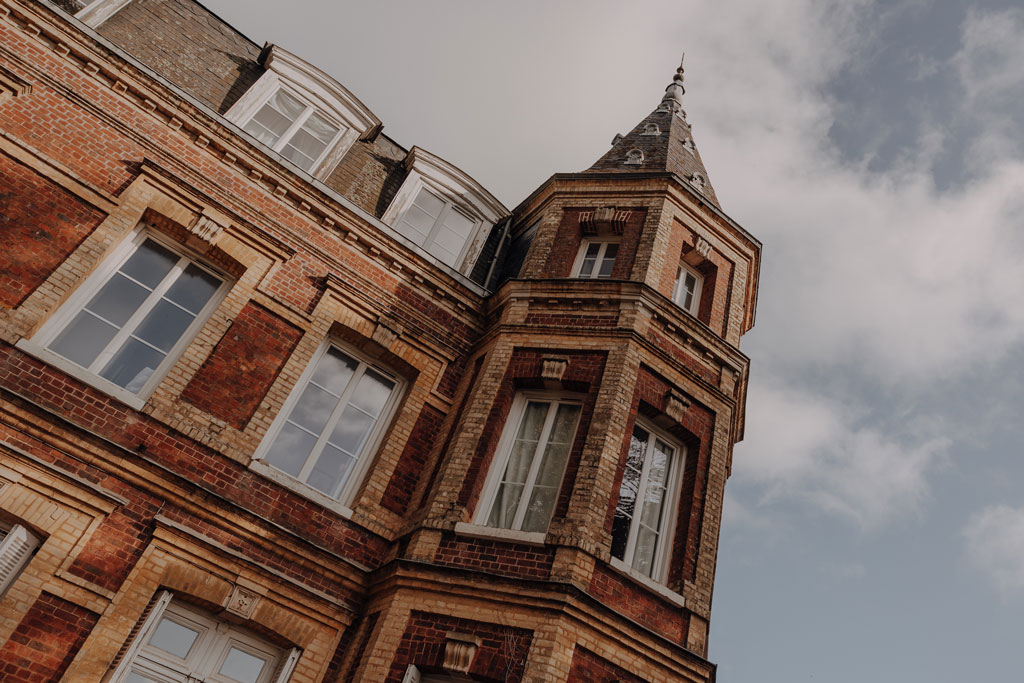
[97, 0, 263, 114]
[385, 611, 532, 683]
[567, 645, 647, 683]
[381, 403, 445, 514]
[0, 152, 105, 307]
[0, 593, 99, 682]
[181, 301, 303, 429]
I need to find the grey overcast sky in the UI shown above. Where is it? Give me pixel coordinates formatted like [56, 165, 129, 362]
[201, 1, 1024, 680]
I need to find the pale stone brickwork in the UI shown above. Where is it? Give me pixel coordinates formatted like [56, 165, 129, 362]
[0, 0, 759, 681]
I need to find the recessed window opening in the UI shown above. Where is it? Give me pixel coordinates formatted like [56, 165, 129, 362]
[611, 421, 683, 580]
[481, 395, 582, 533]
[260, 343, 401, 501]
[673, 263, 703, 315]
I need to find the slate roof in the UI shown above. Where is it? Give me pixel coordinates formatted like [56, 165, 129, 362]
[586, 58, 720, 207]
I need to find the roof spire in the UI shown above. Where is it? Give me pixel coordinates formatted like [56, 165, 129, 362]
[660, 53, 686, 113]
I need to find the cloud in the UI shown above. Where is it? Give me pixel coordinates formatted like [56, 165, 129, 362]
[735, 381, 949, 529]
[963, 505, 1024, 594]
[683, 1, 1024, 383]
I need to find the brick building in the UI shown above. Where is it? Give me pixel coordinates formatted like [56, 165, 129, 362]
[0, 0, 760, 681]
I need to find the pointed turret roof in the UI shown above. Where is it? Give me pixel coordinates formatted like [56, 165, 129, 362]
[586, 55, 720, 207]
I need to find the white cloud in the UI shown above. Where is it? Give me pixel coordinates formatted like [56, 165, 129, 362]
[963, 505, 1024, 594]
[684, 0, 1024, 383]
[735, 381, 949, 529]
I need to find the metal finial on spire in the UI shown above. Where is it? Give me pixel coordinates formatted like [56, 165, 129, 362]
[661, 52, 687, 112]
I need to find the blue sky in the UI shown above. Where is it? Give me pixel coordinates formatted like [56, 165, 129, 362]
[201, 1, 1024, 679]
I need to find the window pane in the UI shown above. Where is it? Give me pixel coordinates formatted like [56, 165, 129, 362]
[288, 383, 340, 435]
[99, 337, 165, 392]
[521, 484, 557, 532]
[265, 422, 319, 477]
[412, 188, 445, 218]
[121, 240, 178, 288]
[578, 257, 596, 277]
[305, 442, 356, 497]
[640, 485, 667, 529]
[148, 617, 199, 659]
[633, 525, 658, 576]
[85, 273, 152, 327]
[627, 426, 648, 471]
[502, 440, 536, 485]
[312, 348, 358, 396]
[584, 243, 602, 259]
[280, 137, 321, 171]
[48, 310, 118, 368]
[132, 299, 195, 353]
[487, 482, 523, 529]
[610, 508, 631, 560]
[245, 89, 304, 146]
[326, 404, 375, 455]
[164, 264, 219, 314]
[124, 673, 160, 683]
[219, 647, 267, 683]
[303, 111, 340, 144]
[349, 369, 395, 417]
[597, 244, 617, 278]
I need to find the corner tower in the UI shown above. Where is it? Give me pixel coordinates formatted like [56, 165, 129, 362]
[384, 58, 762, 680]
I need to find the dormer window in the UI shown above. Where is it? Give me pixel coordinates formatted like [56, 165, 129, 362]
[242, 89, 341, 172]
[383, 147, 509, 274]
[226, 44, 381, 179]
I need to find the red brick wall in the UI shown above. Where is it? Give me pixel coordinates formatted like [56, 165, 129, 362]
[65, 495, 161, 593]
[434, 533, 555, 580]
[385, 611, 532, 683]
[0, 152, 106, 308]
[522, 313, 618, 328]
[588, 564, 686, 645]
[0, 343, 390, 581]
[181, 302, 303, 429]
[416, 355, 484, 513]
[541, 208, 647, 279]
[381, 404, 445, 515]
[0, 592, 99, 682]
[339, 611, 380, 683]
[567, 645, 648, 683]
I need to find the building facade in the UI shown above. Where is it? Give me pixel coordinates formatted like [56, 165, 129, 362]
[0, 1, 760, 681]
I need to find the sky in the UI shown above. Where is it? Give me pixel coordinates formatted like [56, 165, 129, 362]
[199, 1, 1024, 680]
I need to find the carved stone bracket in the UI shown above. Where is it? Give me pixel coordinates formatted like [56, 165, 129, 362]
[224, 585, 260, 618]
[664, 388, 692, 424]
[541, 357, 568, 384]
[683, 235, 713, 266]
[188, 214, 226, 243]
[443, 632, 482, 674]
[579, 207, 631, 236]
[371, 321, 401, 348]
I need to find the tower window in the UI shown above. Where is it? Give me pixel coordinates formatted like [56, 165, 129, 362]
[241, 88, 343, 172]
[572, 240, 619, 279]
[611, 421, 684, 580]
[28, 229, 228, 402]
[478, 395, 582, 533]
[673, 264, 703, 315]
[257, 342, 401, 503]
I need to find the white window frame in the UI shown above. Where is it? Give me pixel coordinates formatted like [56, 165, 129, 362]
[252, 339, 404, 514]
[19, 227, 231, 410]
[75, 0, 132, 28]
[673, 263, 704, 315]
[474, 393, 583, 536]
[393, 183, 482, 270]
[225, 45, 382, 180]
[609, 419, 685, 583]
[0, 522, 40, 596]
[571, 239, 620, 279]
[235, 85, 346, 175]
[381, 147, 509, 275]
[110, 595, 299, 683]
